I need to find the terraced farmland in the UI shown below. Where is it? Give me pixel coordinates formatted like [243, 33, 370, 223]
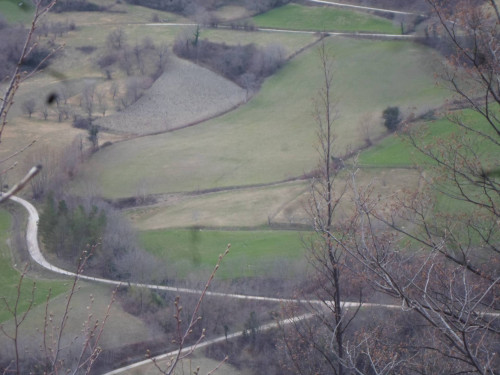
[74, 37, 447, 199]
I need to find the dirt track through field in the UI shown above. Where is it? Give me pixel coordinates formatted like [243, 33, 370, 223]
[10, 195, 499, 374]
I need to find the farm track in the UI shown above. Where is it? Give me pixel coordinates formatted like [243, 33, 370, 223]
[10, 195, 500, 374]
[6, 195, 412, 374]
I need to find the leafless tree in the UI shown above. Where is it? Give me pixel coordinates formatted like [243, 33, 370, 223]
[119, 46, 134, 76]
[0, 250, 114, 375]
[0, 0, 62, 203]
[22, 99, 36, 118]
[149, 246, 231, 375]
[357, 113, 376, 147]
[81, 83, 95, 119]
[106, 28, 126, 50]
[283, 41, 359, 375]
[325, 1, 500, 373]
[41, 104, 49, 120]
[156, 43, 169, 73]
[109, 82, 119, 102]
[95, 89, 107, 116]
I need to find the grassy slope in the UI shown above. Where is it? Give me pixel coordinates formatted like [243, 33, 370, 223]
[0, 1, 34, 23]
[0, 209, 68, 322]
[128, 182, 310, 230]
[0, 282, 158, 352]
[359, 110, 500, 167]
[359, 109, 499, 221]
[74, 37, 448, 198]
[140, 229, 307, 279]
[253, 3, 400, 34]
[130, 166, 419, 231]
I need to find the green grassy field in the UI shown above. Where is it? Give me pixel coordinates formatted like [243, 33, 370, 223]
[253, 3, 401, 34]
[0, 1, 34, 23]
[359, 110, 500, 167]
[0, 282, 159, 352]
[0, 209, 68, 322]
[73, 37, 448, 198]
[140, 229, 307, 279]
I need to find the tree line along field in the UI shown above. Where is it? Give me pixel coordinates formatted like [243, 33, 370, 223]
[2, 1, 495, 374]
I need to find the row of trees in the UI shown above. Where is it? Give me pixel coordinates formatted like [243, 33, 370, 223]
[123, 0, 290, 16]
[173, 35, 285, 96]
[99, 31, 168, 81]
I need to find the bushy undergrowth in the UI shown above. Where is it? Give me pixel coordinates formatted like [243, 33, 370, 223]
[38, 192, 165, 282]
[123, 0, 290, 16]
[52, 0, 106, 13]
[173, 38, 285, 89]
[0, 22, 56, 81]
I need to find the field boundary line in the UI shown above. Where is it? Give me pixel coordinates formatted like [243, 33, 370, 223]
[305, 0, 426, 17]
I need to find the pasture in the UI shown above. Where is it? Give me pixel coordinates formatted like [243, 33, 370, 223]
[359, 110, 500, 167]
[0, 1, 34, 23]
[0, 209, 68, 323]
[129, 167, 419, 231]
[0, 282, 159, 355]
[253, 3, 401, 33]
[74, 36, 448, 198]
[139, 229, 307, 280]
[128, 181, 311, 230]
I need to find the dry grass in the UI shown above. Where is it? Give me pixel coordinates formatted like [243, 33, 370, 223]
[201, 28, 318, 58]
[128, 181, 310, 230]
[0, 118, 84, 185]
[45, 3, 188, 26]
[128, 353, 252, 375]
[0, 283, 159, 357]
[128, 168, 420, 230]
[213, 5, 254, 21]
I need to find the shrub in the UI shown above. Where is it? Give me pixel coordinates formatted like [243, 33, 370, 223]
[72, 116, 92, 129]
[173, 38, 285, 86]
[382, 106, 401, 132]
[53, 0, 105, 12]
[76, 45, 97, 54]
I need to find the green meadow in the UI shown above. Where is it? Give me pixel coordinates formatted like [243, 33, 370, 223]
[0, 1, 34, 23]
[359, 110, 500, 167]
[253, 3, 401, 34]
[140, 229, 307, 279]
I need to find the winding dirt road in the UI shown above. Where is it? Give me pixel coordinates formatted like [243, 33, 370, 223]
[10, 195, 500, 374]
[10, 195, 407, 374]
